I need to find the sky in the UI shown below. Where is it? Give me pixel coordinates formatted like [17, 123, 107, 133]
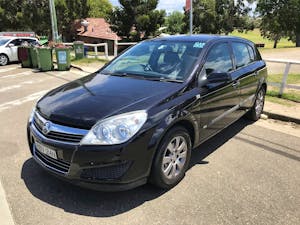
[109, 0, 186, 14]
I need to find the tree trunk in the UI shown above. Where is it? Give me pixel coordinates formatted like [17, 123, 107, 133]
[273, 38, 278, 49]
[296, 33, 300, 47]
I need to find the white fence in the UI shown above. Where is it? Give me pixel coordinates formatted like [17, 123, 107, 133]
[63, 42, 109, 60]
[264, 59, 300, 96]
[114, 40, 137, 57]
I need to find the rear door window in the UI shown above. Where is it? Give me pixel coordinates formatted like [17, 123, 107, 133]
[232, 42, 252, 69]
[9, 39, 22, 46]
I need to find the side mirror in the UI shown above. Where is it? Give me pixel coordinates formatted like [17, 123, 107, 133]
[207, 72, 231, 83]
[7, 43, 15, 47]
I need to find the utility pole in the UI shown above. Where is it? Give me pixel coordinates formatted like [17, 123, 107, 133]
[189, 0, 193, 35]
[49, 0, 59, 42]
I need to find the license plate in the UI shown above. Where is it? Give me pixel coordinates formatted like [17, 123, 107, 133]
[35, 142, 57, 160]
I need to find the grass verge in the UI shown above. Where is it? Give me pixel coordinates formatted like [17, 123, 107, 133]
[71, 57, 109, 65]
[266, 89, 300, 103]
[268, 74, 300, 84]
[265, 96, 294, 106]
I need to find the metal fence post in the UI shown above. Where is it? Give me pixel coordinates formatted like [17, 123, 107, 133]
[94, 45, 98, 58]
[114, 39, 118, 57]
[104, 43, 109, 60]
[279, 62, 291, 97]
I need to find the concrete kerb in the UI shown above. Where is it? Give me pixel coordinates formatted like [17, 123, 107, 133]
[0, 179, 15, 225]
[263, 111, 300, 124]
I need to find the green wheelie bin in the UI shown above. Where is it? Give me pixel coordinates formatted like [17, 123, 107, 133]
[55, 47, 71, 71]
[29, 47, 38, 69]
[36, 47, 53, 71]
[73, 41, 84, 59]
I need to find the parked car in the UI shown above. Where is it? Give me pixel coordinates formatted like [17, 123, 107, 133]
[27, 35, 267, 191]
[0, 36, 39, 66]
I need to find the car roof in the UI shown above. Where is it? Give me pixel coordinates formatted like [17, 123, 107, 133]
[152, 34, 253, 45]
[0, 36, 37, 40]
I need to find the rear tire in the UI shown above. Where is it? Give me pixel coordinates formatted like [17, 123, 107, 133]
[0, 54, 9, 66]
[150, 126, 191, 189]
[246, 87, 266, 121]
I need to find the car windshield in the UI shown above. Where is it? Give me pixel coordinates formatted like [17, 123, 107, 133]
[102, 40, 206, 81]
[0, 39, 9, 46]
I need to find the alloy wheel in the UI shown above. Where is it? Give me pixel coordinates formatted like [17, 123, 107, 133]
[255, 89, 265, 116]
[0, 55, 8, 66]
[161, 136, 188, 179]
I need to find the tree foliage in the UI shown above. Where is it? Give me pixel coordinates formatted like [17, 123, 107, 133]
[257, 0, 300, 47]
[87, 0, 112, 18]
[184, 0, 254, 34]
[165, 11, 186, 34]
[108, 0, 165, 40]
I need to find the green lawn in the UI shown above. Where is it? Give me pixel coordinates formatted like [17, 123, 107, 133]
[229, 29, 294, 49]
[71, 57, 109, 65]
[268, 74, 300, 84]
[266, 89, 300, 103]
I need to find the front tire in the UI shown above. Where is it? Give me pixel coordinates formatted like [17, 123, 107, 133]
[0, 54, 9, 66]
[150, 126, 191, 189]
[246, 87, 266, 121]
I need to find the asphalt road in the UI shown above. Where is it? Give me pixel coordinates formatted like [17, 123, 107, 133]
[0, 64, 299, 225]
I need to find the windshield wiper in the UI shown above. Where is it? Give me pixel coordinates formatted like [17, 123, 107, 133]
[145, 77, 184, 83]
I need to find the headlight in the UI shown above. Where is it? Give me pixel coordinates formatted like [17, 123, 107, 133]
[28, 107, 36, 123]
[80, 110, 147, 145]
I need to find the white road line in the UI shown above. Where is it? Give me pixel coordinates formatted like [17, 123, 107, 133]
[0, 67, 18, 73]
[69, 69, 90, 76]
[0, 71, 32, 79]
[0, 180, 15, 225]
[0, 90, 47, 113]
[0, 80, 43, 93]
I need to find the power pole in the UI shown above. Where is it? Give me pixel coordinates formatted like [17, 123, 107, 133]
[189, 0, 193, 35]
[49, 0, 59, 42]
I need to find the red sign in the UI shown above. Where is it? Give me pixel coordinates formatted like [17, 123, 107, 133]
[0, 32, 35, 37]
[186, 0, 191, 12]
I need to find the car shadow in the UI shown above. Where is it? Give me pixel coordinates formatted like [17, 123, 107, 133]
[21, 118, 253, 217]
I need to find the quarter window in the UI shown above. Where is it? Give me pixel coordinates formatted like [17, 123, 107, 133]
[247, 45, 255, 62]
[232, 42, 251, 69]
[204, 43, 233, 75]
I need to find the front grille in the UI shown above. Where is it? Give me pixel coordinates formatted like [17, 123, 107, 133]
[81, 161, 131, 181]
[32, 112, 87, 143]
[34, 145, 71, 174]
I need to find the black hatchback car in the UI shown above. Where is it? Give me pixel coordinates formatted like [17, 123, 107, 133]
[27, 35, 267, 191]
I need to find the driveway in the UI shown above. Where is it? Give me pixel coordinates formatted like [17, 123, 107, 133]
[0, 64, 299, 225]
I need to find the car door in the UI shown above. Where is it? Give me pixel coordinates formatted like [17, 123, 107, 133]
[230, 42, 259, 115]
[197, 42, 240, 142]
[6, 39, 22, 61]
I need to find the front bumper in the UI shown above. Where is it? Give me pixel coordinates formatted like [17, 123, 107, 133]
[27, 120, 156, 191]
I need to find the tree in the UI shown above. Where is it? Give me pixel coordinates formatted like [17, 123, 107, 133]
[165, 11, 185, 34]
[0, 0, 26, 31]
[108, 0, 165, 40]
[87, 0, 112, 18]
[22, 0, 51, 35]
[184, 0, 254, 34]
[257, 0, 300, 47]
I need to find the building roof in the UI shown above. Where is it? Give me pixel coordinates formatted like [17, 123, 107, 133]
[76, 18, 121, 41]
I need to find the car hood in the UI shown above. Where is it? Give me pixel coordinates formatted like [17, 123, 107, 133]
[37, 73, 182, 129]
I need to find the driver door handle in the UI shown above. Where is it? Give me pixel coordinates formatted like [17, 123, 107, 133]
[232, 80, 240, 88]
